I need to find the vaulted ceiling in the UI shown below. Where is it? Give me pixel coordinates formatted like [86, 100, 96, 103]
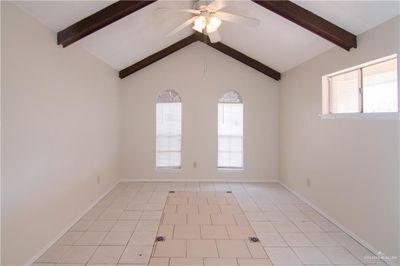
[15, 0, 399, 80]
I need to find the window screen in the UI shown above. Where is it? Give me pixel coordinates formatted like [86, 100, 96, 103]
[218, 91, 243, 169]
[156, 90, 181, 168]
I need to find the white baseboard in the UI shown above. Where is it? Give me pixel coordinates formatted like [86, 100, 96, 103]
[27, 180, 120, 266]
[279, 181, 399, 266]
[120, 178, 279, 183]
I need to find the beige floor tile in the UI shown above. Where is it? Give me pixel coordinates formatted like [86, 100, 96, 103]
[292, 247, 331, 264]
[99, 210, 123, 220]
[187, 239, 219, 257]
[148, 257, 170, 265]
[188, 213, 212, 225]
[237, 258, 272, 265]
[216, 240, 251, 258]
[119, 211, 142, 220]
[249, 222, 276, 233]
[226, 226, 254, 239]
[118, 246, 153, 264]
[305, 232, 340, 246]
[199, 204, 221, 214]
[36, 245, 71, 263]
[102, 231, 132, 246]
[69, 219, 94, 231]
[177, 204, 199, 214]
[162, 213, 187, 225]
[263, 212, 289, 222]
[141, 211, 162, 220]
[188, 196, 208, 205]
[153, 240, 186, 257]
[55, 264, 85, 266]
[129, 231, 157, 246]
[295, 221, 324, 233]
[170, 258, 203, 265]
[135, 220, 160, 232]
[88, 246, 125, 264]
[56, 232, 83, 245]
[211, 214, 236, 225]
[281, 232, 313, 246]
[272, 221, 300, 233]
[87, 220, 117, 232]
[168, 197, 188, 205]
[220, 205, 242, 214]
[163, 204, 177, 214]
[264, 247, 302, 265]
[233, 214, 250, 226]
[246, 241, 268, 258]
[257, 233, 287, 247]
[319, 246, 362, 265]
[174, 224, 201, 239]
[75, 232, 107, 245]
[244, 212, 266, 222]
[32, 263, 56, 266]
[127, 203, 146, 211]
[58, 246, 97, 264]
[201, 225, 229, 239]
[208, 197, 227, 205]
[111, 220, 138, 232]
[157, 224, 174, 239]
[204, 258, 238, 265]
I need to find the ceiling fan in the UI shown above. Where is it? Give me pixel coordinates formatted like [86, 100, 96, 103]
[161, 0, 260, 43]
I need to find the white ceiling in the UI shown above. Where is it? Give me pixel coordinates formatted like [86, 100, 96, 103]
[15, 0, 400, 74]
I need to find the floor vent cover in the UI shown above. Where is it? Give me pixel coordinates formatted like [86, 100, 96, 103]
[249, 237, 259, 242]
[156, 236, 165, 242]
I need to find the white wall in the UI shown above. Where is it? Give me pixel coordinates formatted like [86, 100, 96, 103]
[1, 3, 120, 265]
[279, 16, 399, 261]
[120, 42, 279, 182]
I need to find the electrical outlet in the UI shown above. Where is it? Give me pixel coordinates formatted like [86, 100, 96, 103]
[97, 176, 100, 184]
[306, 178, 311, 187]
[193, 162, 197, 168]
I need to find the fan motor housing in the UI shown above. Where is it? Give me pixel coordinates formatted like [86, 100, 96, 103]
[194, 0, 213, 11]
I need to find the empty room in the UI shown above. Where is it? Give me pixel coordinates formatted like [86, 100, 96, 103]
[1, 0, 399, 265]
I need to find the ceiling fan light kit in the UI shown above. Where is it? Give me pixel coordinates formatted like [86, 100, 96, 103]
[167, 0, 259, 43]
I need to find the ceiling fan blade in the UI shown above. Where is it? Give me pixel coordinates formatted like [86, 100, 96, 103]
[177, 9, 201, 14]
[167, 16, 198, 36]
[207, 0, 227, 12]
[216, 11, 260, 27]
[155, 7, 200, 15]
[207, 30, 221, 43]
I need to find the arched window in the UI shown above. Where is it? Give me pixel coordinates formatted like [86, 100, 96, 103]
[156, 90, 182, 168]
[218, 90, 243, 169]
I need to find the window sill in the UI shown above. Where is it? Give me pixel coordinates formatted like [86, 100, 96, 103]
[156, 167, 182, 172]
[218, 168, 244, 171]
[319, 112, 400, 120]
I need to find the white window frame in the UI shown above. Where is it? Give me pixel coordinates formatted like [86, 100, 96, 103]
[321, 54, 399, 120]
[217, 90, 244, 170]
[155, 90, 182, 170]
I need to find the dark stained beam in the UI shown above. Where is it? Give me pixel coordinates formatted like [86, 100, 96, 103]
[252, 0, 357, 51]
[196, 33, 281, 80]
[119, 33, 281, 80]
[58, 0, 157, 47]
[119, 34, 198, 78]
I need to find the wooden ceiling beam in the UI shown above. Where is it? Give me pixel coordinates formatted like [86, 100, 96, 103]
[252, 0, 357, 50]
[57, 0, 157, 47]
[119, 34, 198, 78]
[119, 33, 281, 80]
[196, 33, 281, 80]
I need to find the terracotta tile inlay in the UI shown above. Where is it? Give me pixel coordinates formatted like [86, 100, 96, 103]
[152, 191, 257, 262]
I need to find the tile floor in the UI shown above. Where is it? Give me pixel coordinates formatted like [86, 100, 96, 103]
[33, 182, 386, 266]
